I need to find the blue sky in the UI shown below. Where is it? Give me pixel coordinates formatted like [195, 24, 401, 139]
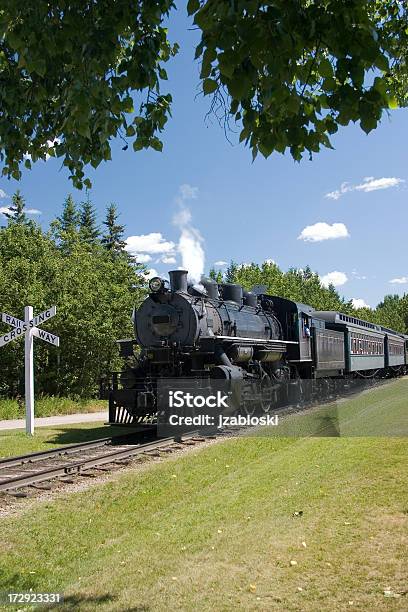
[1, 7, 407, 309]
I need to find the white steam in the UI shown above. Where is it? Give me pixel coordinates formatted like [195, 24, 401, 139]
[173, 184, 205, 283]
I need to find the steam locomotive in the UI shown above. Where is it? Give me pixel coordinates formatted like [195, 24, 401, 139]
[109, 269, 408, 425]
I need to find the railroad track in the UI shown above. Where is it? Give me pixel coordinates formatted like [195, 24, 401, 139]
[0, 379, 386, 498]
[0, 429, 210, 496]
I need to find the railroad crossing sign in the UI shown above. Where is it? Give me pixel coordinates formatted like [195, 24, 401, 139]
[0, 306, 59, 435]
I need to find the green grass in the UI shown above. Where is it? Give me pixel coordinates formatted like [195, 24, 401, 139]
[0, 397, 106, 421]
[254, 377, 408, 438]
[0, 379, 407, 610]
[0, 423, 139, 459]
[0, 437, 406, 611]
[0, 443, 407, 609]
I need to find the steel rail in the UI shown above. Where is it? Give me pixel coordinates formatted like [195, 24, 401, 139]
[0, 432, 202, 493]
[0, 428, 156, 470]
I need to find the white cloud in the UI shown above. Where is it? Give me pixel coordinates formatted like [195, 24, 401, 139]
[0, 189, 8, 199]
[160, 255, 177, 265]
[125, 183, 203, 280]
[134, 253, 152, 263]
[24, 138, 61, 163]
[351, 269, 367, 280]
[325, 176, 404, 200]
[0, 206, 42, 217]
[298, 222, 350, 242]
[125, 232, 175, 256]
[214, 260, 228, 266]
[351, 298, 371, 309]
[144, 268, 158, 279]
[326, 182, 350, 200]
[173, 184, 205, 283]
[320, 271, 348, 288]
[355, 177, 404, 193]
[389, 276, 408, 284]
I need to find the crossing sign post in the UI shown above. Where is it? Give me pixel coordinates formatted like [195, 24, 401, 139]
[0, 306, 59, 435]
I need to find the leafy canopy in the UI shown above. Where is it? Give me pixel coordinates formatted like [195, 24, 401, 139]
[193, 0, 408, 161]
[0, 1, 406, 186]
[0, 0, 177, 188]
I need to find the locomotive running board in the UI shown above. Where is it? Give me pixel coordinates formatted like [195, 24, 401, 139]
[199, 336, 298, 353]
[213, 336, 298, 345]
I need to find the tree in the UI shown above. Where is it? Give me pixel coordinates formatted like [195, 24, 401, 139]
[101, 203, 127, 254]
[79, 195, 100, 245]
[374, 294, 406, 331]
[0, 1, 406, 187]
[0, 221, 146, 398]
[209, 267, 223, 283]
[51, 195, 79, 250]
[193, 0, 408, 162]
[3, 190, 28, 225]
[225, 261, 239, 283]
[0, 1, 177, 189]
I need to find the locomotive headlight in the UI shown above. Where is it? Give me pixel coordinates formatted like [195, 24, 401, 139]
[149, 277, 164, 293]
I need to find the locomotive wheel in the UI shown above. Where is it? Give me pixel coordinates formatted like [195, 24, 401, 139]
[242, 381, 257, 416]
[260, 375, 275, 413]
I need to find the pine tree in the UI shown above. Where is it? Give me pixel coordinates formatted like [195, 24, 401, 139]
[51, 194, 79, 249]
[209, 267, 223, 283]
[4, 190, 28, 224]
[225, 261, 238, 283]
[79, 195, 99, 245]
[101, 203, 126, 254]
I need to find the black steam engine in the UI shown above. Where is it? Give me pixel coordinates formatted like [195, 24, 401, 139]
[109, 269, 408, 424]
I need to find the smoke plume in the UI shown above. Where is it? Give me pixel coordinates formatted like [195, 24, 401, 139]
[173, 185, 205, 283]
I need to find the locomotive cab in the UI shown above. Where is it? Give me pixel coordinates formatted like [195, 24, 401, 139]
[262, 296, 314, 364]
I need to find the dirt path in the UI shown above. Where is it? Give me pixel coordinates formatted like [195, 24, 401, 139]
[0, 410, 108, 430]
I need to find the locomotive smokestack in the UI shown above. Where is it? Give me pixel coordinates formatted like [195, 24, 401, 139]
[169, 269, 188, 293]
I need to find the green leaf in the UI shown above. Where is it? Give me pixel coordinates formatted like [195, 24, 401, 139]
[32, 58, 46, 77]
[360, 115, 377, 134]
[388, 96, 399, 110]
[150, 138, 163, 152]
[373, 76, 387, 96]
[319, 58, 333, 78]
[218, 53, 235, 79]
[258, 141, 273, 158]
[77, 124, 91, 139]
[375, 54, 389, 72]
[187, 0, 200, 16]
[228, 77, 251, 100]
[203, 78, 218, 95]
